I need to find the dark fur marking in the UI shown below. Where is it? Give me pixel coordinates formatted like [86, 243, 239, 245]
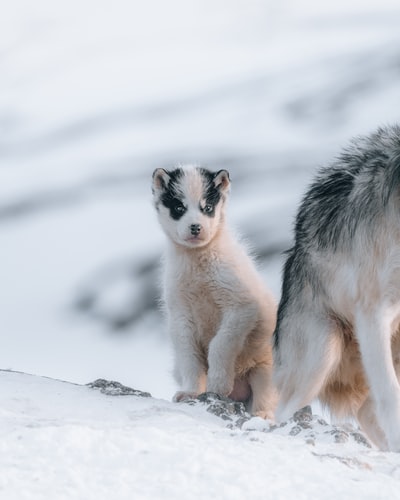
[199, 168, 225, 218]
[292, 127, 400, 252]
[159, 168, 187, 220]
[157, 166, 228, 220]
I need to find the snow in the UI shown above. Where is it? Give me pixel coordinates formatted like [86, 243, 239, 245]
[2, 370, 400, 500]
[2, 0, 400, 496]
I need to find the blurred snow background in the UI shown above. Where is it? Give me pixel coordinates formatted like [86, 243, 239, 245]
[1, 0, 400, 399]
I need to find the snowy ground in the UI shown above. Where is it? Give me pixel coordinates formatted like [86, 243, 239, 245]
[2, 1, 400, 497]
[3, 370, 400, 500]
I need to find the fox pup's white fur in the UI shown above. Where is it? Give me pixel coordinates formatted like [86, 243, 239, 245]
[152, 165, 277, 418]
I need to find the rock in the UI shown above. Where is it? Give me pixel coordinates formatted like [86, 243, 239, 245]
[293, 406, 314, 429]
[289, 425, 302, 436]
[351, 431, 371, 448]
[331, 430, 349, 444]
[186, 392, 251, 427]
[87, 378, 151, 397]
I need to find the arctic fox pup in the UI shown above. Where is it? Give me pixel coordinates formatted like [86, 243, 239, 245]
[152, 164, 277, 418]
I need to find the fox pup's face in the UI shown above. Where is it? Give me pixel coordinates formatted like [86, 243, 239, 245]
[152, 166, 230, 249]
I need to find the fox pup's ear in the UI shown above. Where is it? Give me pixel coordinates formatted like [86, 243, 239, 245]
[152, 168, 170, 192]
[213, 169, 230, 193]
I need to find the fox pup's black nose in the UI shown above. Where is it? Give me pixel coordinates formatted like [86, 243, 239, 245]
[190, 224, 201, 236]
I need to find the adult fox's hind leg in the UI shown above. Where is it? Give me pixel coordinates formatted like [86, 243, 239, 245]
[274, 313, 342, 422]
